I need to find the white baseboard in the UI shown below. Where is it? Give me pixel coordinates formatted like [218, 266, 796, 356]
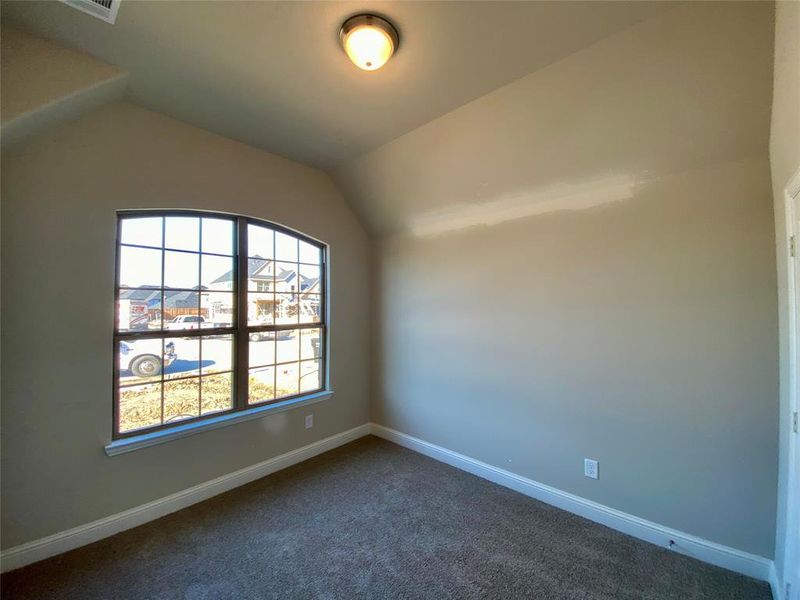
[0, 424, 371, 573]
[369, 423, 774, 583]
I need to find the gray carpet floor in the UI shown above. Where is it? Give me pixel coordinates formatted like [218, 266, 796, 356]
[1, 436, 771, 599]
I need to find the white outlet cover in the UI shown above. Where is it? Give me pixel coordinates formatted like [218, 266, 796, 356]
[305, 414, 313, 429]
[584, 458, 599, 479]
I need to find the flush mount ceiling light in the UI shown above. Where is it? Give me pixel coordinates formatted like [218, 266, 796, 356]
[339, 14, 399, 71]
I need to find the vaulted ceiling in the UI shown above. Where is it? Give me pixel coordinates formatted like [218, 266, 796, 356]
[1, 0, 673, 169]
[331, 2, 774, 235]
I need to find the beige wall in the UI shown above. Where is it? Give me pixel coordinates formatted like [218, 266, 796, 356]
[770, 0, 800, 588]
[372, 157, 777, 557]
[0, 101, 371, 548]
[336, 2, 778, 557]
[0, 27, 128, 149]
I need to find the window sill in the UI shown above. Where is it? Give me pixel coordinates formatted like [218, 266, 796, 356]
[105, 390, 334, 456]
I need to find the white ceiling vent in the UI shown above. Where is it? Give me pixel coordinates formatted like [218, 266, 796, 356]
[60, 0, 121, 24]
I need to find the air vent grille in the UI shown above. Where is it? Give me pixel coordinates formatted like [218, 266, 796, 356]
[60, 0, 121, 24]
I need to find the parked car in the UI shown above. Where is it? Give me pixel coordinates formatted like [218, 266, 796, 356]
[120, 340, 177, 377]
[165, 315, 213, 330]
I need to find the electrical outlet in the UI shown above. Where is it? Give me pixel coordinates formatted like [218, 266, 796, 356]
[305, 414, 314, 429]
[584, 458, 599, 479]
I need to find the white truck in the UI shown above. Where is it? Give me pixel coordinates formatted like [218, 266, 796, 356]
[164, 315, 220, 330]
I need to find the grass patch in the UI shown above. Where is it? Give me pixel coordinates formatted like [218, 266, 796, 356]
[119, 375, 294, 433]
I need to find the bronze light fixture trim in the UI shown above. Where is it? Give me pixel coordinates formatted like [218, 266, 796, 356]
[339, 14, 400, 71]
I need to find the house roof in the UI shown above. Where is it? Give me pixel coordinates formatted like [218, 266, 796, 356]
[119, 289, 201, 308]
[211, 256, 301, 288]
[212, 256, 267, 284]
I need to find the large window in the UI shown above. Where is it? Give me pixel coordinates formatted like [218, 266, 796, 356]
[114, 211, 326, 438]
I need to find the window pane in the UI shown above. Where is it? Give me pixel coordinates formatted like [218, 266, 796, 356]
[165, 217, 199, 252]
[248, 258, 273, 291]
[276, 329, 299, 363]
[274, 262, 298, 293]
[120, 246, 162, 288]
[300, 328, 322, 360]
[202, 218, 234, 255]
[299, 240, 320, 264]
[118, 290, 161, 332]
[163, 291, 200, 328]
[120, 216, 162, 248]
[203, 292, 235, 327]
[248, 292, 275, 325]
[164, 336, 200, 379]
[202, 254, 234, 290]
[249, 366, 275, 404]
[276, 362, 299, 398]
[275, 231, 298, 262]
[118, 338, 166, 385]
[164, 250, 199, 289]
[201, 334, 233, 374]
[275, 293, 298, 324]
[164, 378, 200, 424]
[249, 334, 275, 367]
[300, 359, 322, 393]
[299, 264, 321, 291]
[299, 294, 321, 324]
[248, 224, 273, 259]
[202, 373, 233, 415]
[119, 382, 162, 433]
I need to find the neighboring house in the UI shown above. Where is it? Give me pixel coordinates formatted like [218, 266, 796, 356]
[211, 256, 319, 293]
[118, 289, 208, 329]
[212, 256, 321, 324]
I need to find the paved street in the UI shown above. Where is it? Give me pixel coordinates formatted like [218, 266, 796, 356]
[119, 331, 321, 389]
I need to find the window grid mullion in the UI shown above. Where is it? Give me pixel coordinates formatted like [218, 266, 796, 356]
[236, 217, 249, 412]
[198, 218, 203, 417]
[160, 219, 166, 427]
